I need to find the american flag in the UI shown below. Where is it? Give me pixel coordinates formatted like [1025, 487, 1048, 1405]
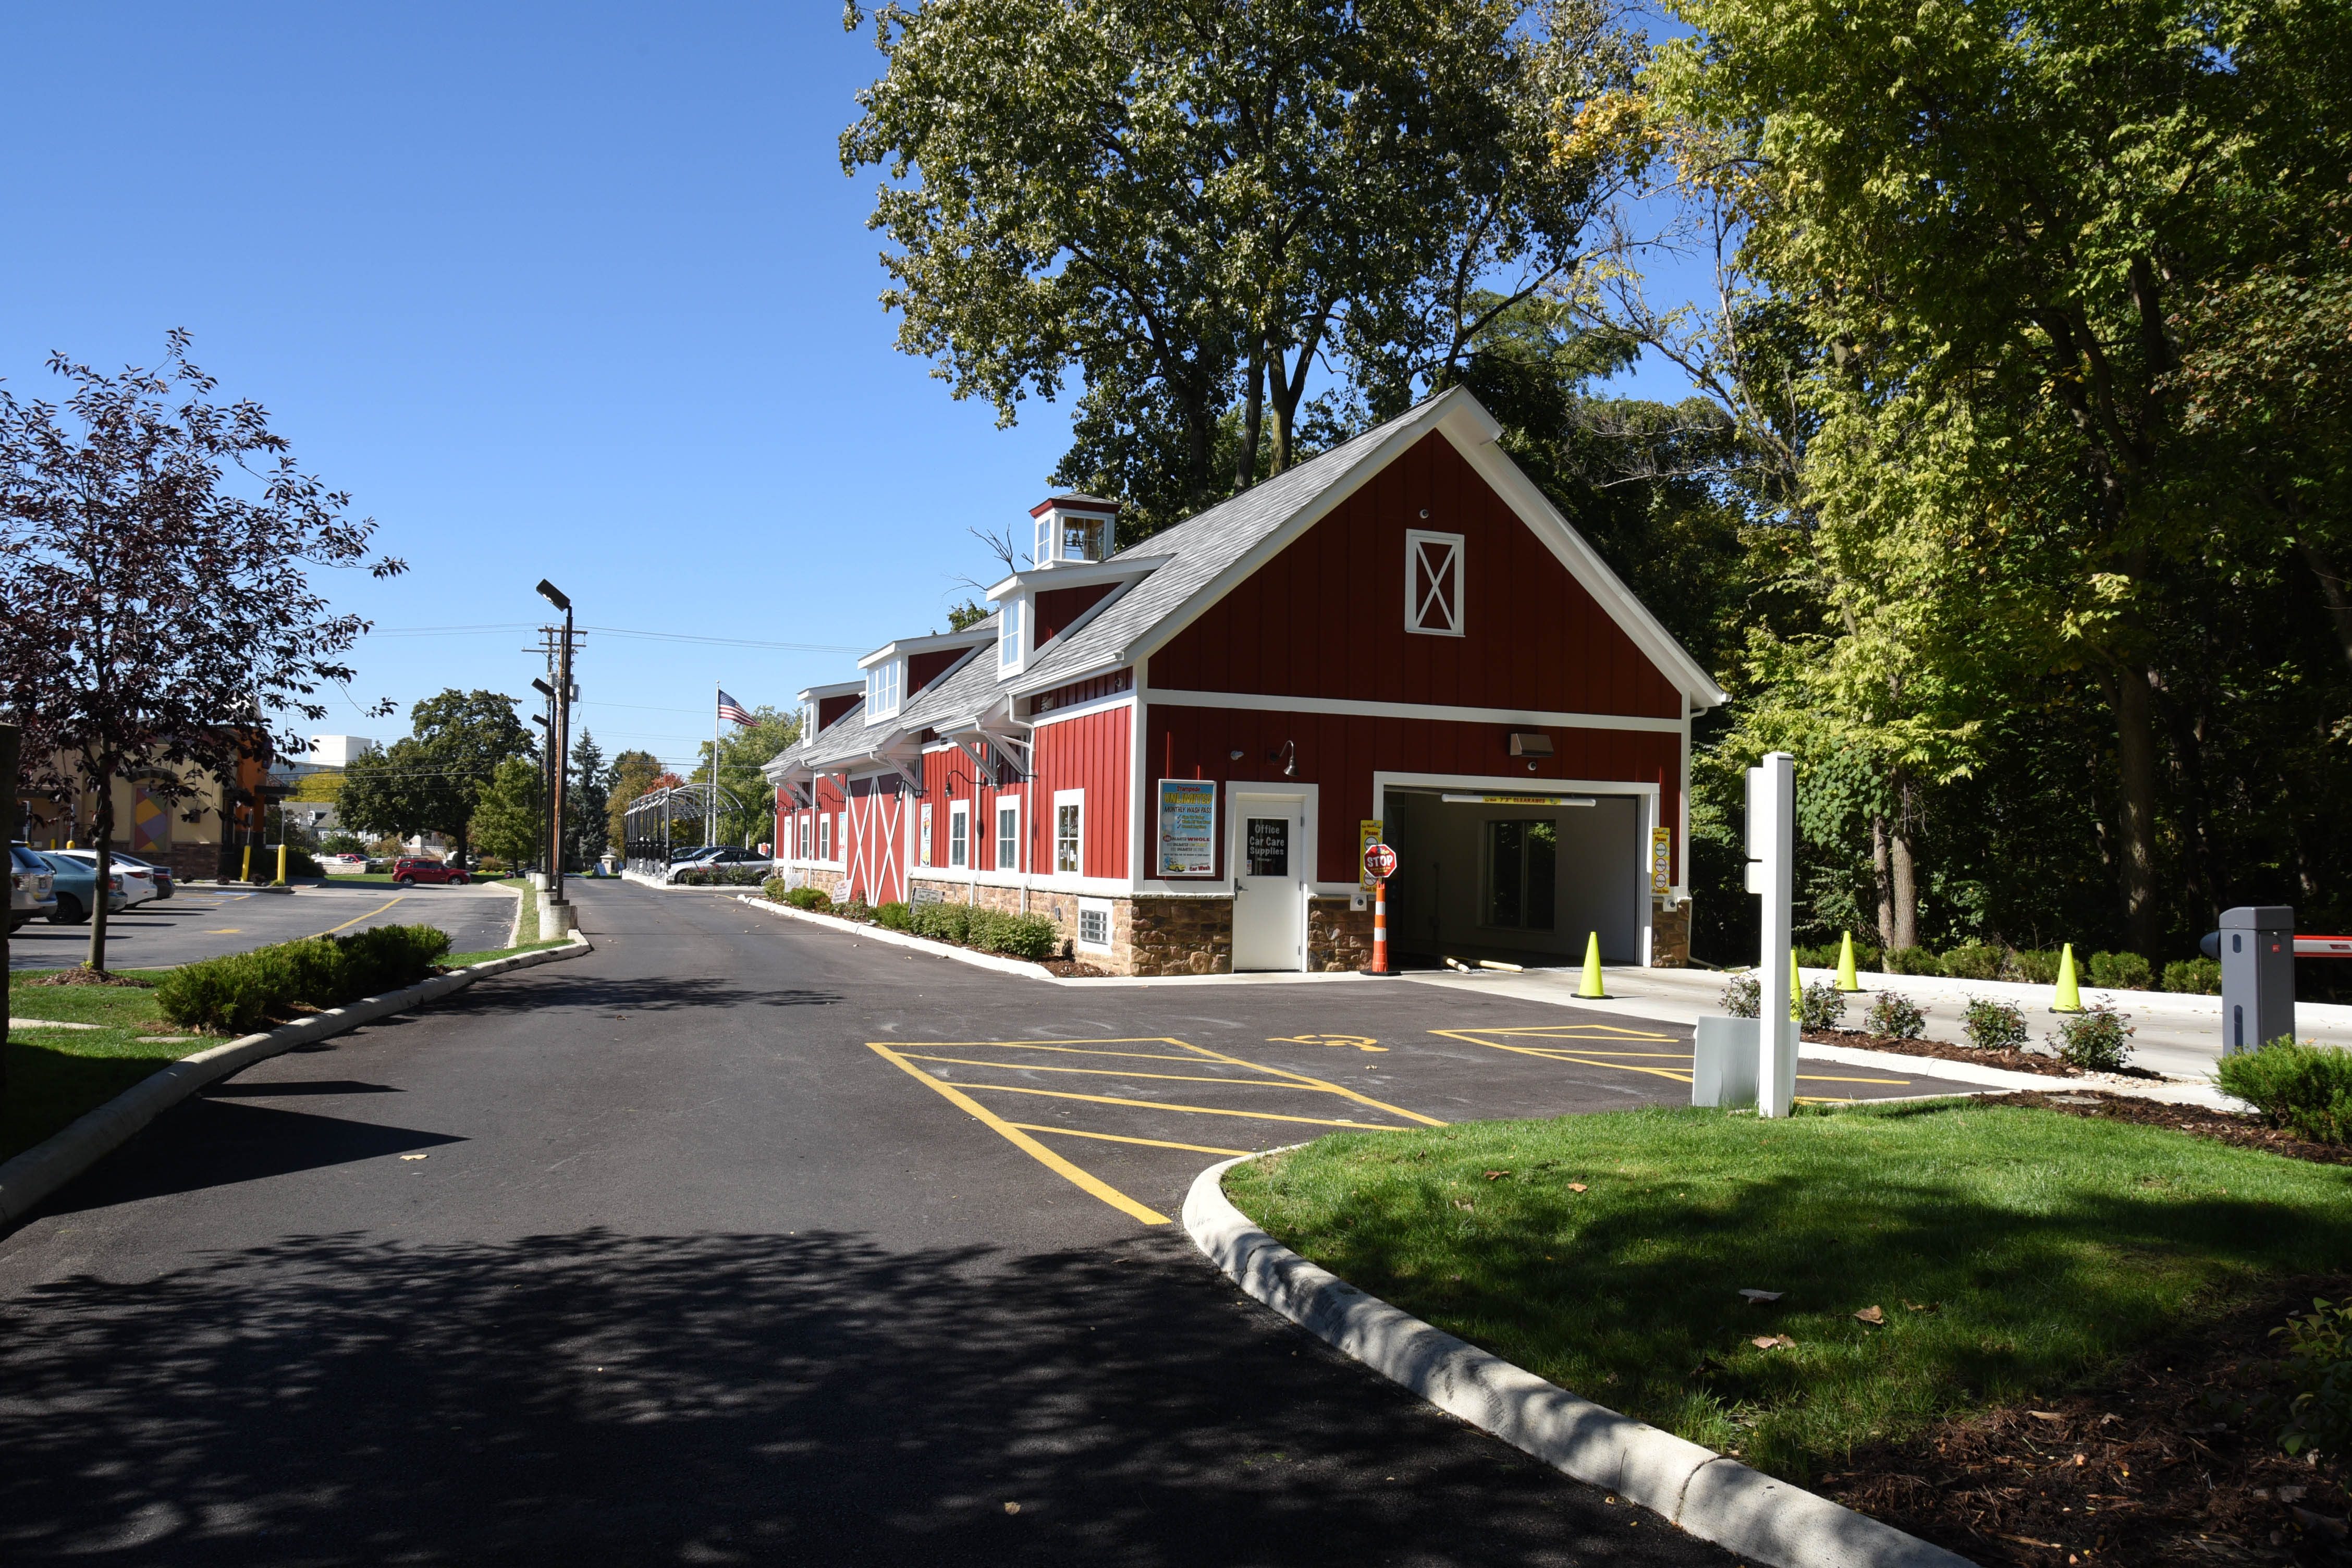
[717, 689, 754, 726]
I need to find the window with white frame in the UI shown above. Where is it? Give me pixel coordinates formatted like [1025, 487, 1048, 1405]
[948, 802, 970, 867]
[1076, 896, 1112, 952]
[798, 814, 810, 860]
[835, 812, 846, 862]
[1405, 528, 1464, 636]
[918, 803, 933, 866]
[995, 799, 1020, 871]
[817, 814, 832, 862]
[800, 701, 817, 740]
[865, 659, 902, 720]
[998, 598, 1024, 671]
[1054, 790, 1084, 875]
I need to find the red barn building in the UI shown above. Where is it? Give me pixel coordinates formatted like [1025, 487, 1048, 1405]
[765, 388, 1725, 975]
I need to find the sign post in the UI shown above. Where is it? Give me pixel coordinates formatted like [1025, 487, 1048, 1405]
[1746, 752, 1797, 1117]
[1362, 840, 1399, 974]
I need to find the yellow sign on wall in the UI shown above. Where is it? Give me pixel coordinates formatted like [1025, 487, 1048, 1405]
[1359, 818, 1384, 889]
[1651, 825, 1673, 895]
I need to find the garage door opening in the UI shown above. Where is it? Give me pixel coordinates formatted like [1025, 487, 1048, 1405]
[1381, 787, 1646, 970]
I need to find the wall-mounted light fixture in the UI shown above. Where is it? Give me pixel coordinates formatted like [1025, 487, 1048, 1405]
[1266, 740, 1298, 778]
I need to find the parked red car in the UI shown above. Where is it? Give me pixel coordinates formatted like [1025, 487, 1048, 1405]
[390, 857, 471, 887]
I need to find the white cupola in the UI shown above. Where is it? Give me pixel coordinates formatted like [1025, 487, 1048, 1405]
[1030, 492, 1120, 567]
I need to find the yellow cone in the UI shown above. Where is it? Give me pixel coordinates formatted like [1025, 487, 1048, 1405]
[1578, 932, 1606, 998]
[1837, 930, 1860, 992]
[1790, 951, 1804, 1020]
[2052, 942, 2084, 1013]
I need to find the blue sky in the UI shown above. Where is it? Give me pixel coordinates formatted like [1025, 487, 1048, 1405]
[0, 4, 1697, 775]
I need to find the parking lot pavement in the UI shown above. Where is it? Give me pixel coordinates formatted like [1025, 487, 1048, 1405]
[8, 883, 519, 972]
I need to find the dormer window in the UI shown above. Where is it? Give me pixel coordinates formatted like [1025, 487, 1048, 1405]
[865, 658, 902, 719]
[799, 701, 817, 740]
[998, 597, 1025, 672]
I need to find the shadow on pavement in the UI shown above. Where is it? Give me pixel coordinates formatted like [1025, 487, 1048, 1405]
[0, 1226, 1728, 1567]
[42, 1103, 466, 1215]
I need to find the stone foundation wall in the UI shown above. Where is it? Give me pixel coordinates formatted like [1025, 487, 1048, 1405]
[1308, 898, 1373, 972]
[1650, 900, 1692, 967]
[1126, 896, 1232, 975]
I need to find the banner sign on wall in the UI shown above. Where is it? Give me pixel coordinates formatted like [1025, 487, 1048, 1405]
[1652, 825, 1673, 895]
[1158, 779, 1218, 876]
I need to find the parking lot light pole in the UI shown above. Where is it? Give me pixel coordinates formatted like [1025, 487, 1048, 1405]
[535, 580, 574, 910]
[528, 705, 553, 884]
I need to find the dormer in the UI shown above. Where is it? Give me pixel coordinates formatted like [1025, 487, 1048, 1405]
[985, 550, 1172, 680]
[1030, 493, 1121, 568]
[797, 681, 864, 740]
[857, 624, 996, 721]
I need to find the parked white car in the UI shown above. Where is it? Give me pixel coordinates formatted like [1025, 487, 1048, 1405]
[325, 852, 370, 873]
[48, 849, 160, 906]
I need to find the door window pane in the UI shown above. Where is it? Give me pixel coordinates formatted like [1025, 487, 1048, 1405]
[1246, 817, 1289, 877]
[1487, 819, 1557, 930]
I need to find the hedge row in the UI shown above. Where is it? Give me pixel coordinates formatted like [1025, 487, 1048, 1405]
[1792, 939, 2220, 993]
[155, 924, 454, 1035]
[758, 881, 1060, 961]
[2218, 1041, 2352, 1144]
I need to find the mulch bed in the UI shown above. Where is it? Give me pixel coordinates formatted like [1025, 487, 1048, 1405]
[1820, 1276, 2352, 1565]
[1988, 1089, 2352, 1169]
[1806, 1025, 2087, 1077]
[1039, 958, 1111, 978]
[18, 967, 154, 988]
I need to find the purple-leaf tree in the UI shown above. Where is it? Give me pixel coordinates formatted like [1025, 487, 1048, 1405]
[0, 330, 405, 973]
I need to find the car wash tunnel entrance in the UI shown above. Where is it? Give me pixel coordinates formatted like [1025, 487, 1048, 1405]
[1379, 784, 1651, 971]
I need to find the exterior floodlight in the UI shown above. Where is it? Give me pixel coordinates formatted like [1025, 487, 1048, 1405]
[536, 579, 571, 612]
[532, 678, 555, 698]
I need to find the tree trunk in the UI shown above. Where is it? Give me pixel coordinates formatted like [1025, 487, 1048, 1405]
[1871, 812, 1896, 950]
[1889, 769, 1920, 952]
[1266, 312, 1330, 476]
[1234, 347, 1266, 493]
[2109, 664, 2163, 957]
[85, 754, 117, 973]
[2299, 540, 2352, 675]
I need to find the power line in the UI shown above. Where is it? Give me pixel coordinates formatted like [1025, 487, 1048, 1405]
[361, 621, 862, 654]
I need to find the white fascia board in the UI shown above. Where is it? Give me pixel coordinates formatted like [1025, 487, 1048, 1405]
[796, 680, 863, 702]
[982, 554, 1173, 603]
[1441, 422, 1729, 708]
[855, 626, 996, 670]
[1117, 391, 1472, 670]
[1146, 687, 1682, 733]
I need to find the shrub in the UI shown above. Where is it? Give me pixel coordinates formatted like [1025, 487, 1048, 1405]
[2162, 956, 2222, 995]
[2216, 1040, 2352, 1143]
[910, 900, 973, 945]
[762, 876, 789, 901]
[875, 901, 911, 931]
[783, 886, 832, 912]
[1792, 942, 1839, 970]
[838, 899, 875, 924]
[2055, 1003, 2135, 1071]
[1962, 996, 2029, 1051]
[1881, 947, 1944, 976]
[1721, 972, 1760, 1018]
[2271, 1298, 2352, 1459]
[156, 924, 452, 1035]
[1799, 979, 1847, 1031]
[284, 848, 325, 878]
[986, 913, 1060, 961]
[2086, 950, 2153, 991]
[1865, 991, 1927, 1039]
[1940, 942, 2005, 981]
[2004, 948, 2062, 985]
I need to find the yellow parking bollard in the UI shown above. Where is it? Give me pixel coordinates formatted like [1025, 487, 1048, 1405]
[241, 846, 251, 884]
[274, 843, 288, 886]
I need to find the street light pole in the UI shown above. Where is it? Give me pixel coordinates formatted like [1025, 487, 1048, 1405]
[535, 581, 574, 906]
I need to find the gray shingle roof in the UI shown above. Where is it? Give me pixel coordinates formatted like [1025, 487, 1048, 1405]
[768, 612, 1007, 777]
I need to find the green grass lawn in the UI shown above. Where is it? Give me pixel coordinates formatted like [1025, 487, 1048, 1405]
[1223, 1100, 2352, 1484]
[4, 971, 206, 1161]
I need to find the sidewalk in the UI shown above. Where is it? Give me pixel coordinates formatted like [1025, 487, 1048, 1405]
[1398, 963, 2289, 1110]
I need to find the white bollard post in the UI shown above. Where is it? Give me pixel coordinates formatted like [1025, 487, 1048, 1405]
[1748, 752, 1797, 1118]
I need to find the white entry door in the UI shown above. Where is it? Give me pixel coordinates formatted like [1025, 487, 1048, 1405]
[1232, 795, 1306, 971]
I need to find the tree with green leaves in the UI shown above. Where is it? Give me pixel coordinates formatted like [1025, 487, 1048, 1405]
[605, 748, 663, 857]
[338, 690, 533, 867]
[842, 0, 1648, 539]
[568, 730, 609, 867]
[1656, 0, 2352, 954]
[694, 708, 799, 849]
[467, 756, 542, 868]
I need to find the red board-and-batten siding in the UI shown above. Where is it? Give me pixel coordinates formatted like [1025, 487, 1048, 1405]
[1144, 428, 1685, 884]
[917, 700, 1131, 883]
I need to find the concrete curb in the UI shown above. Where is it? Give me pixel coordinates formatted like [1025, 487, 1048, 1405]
[1184, 1155, 1977, 1568]
[733, 895, 1057, 980]
[0, 936, 594, 1229]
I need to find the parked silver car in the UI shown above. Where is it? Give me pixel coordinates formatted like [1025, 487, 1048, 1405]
[9, 843, 56, 931]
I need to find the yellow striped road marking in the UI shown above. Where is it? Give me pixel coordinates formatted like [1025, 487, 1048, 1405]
[1170, 1038, 1447, 1127]
[1437, 1027, 1917, 1092]
[865, 1043, 1170, 1225]
[941, 1082, 1411, 1129]
[1005, 1124, 1252, 1158]
[316, 897, 405, 937]
[917, 1037, 1446, 1129]
[1437, 1031, 1698, 1086]
[899, 1052, 1314, 1089]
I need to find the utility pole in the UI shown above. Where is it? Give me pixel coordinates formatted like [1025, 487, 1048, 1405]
[536, 581, 574, 908]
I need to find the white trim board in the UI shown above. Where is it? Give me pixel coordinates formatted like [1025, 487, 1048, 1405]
[1148, 688, 1682, 734]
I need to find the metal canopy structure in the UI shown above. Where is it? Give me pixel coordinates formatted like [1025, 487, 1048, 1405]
[622, 780, 760, 877]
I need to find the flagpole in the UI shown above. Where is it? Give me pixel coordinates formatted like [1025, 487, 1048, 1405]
[714, 679, 722, 849]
